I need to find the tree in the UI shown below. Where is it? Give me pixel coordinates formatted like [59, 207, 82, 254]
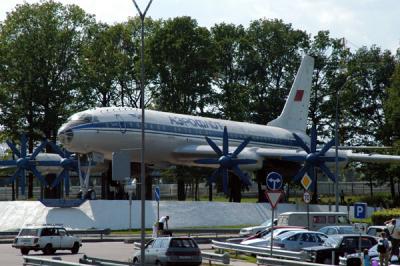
[148, 16, 216, 115]
[0, 1, 95, 197]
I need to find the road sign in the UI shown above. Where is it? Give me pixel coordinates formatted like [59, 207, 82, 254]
[301, 174, 312, 191]
[266, 172, 283, 191]
[303, 191, 311, 204]
[154, 186, 160, 202]
[354, 202, 367, 219]
[265, 191, 283, 209]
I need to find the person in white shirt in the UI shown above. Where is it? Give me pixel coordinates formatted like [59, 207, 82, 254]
[385, 218, 400, 258]
[158, 216, 170, 235]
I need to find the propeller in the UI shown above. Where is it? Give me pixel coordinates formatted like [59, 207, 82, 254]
[195, 126, 256, 194]
[0, 134, 49, 195]
[283, 124, 346, 182]
[47, 141, 80, 195]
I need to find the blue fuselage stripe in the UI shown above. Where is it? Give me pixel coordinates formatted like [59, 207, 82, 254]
[69, 121, 299, 148]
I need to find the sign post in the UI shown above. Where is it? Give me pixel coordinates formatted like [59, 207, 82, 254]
[303, 191, 311, 229]
[266, 172, 283, 257]
[155, 186, 160, 222]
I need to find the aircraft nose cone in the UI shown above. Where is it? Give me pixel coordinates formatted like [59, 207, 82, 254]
[58, 128, 74, 145]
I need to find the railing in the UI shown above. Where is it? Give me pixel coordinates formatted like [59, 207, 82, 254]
[170, 228, 240, 237]
[256, 256, 331, 266]
[212, 240, 305, 260]
[23, 256, 85, 266]
[79, 255, 132, 265]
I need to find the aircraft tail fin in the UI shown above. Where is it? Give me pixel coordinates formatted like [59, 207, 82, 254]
[267, 55, 314, 132]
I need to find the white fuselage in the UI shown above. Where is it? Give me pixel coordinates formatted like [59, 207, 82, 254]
[58, 107, 308, 170]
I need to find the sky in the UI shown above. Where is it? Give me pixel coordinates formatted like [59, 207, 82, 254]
[0, 0, 399, 53]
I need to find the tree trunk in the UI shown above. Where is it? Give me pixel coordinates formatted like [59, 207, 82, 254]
[177, 179, 186, 201]
[208, 183, 213, 201]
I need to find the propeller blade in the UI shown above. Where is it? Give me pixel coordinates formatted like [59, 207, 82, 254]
[6, 140, 21, 158]
[222, 169, 229, 194]
[292, 133, 311, 154]
[319, 138, 336, 155]
[232, 138, 251, 158]
[232, 165, 251, 186]
[51, 169, 65, 188]
[30, 140, 48, 159]
[194, 158, 220, 165]
[19, 169, 26, 195]
[208, 168, 221, 184]
[310, 125, 317, 153]
[205, 137, 222, 156]
[20, 134, 27, 158]
[31, 166, 48, 187]
[63, 171, 70, 195]
[36, 161, 61, 167]
[306, 165, 315, 181]
[48, 141, 66, 157]
[319, 163, 337, 182]
[223, 126, 228, 155]
[231, 159, 257, 165]
[0, 160, 17, 166]
[293, 166, 308, 181]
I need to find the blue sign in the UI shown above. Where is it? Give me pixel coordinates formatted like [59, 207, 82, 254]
[154, 186, 160, 202]
[354, 202, 367, 219]
[266, 172, 283, 191]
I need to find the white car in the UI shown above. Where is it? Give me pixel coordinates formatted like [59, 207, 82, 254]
[239, 219, 277, 237]
[240, 228, 308, 247]
[12, 225, 82, 255]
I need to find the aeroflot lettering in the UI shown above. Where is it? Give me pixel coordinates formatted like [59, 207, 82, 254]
[169, 116, 224, 130]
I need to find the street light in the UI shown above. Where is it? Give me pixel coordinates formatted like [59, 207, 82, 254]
[130, 1, 153, 265]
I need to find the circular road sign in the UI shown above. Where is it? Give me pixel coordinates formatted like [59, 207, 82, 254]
[266, 172, 283, 191]
[303, 191, 311, 204]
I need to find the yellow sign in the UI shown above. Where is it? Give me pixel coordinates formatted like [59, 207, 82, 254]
[301, 174, 312, 190]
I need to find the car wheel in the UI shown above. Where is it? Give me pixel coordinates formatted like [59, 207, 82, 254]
[71, 242, 80, 254]
[323, 258, 332, 265]
[43, 244, 54, 255]
[20, 248, 29, 255]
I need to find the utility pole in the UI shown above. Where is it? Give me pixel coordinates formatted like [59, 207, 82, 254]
[131, 1, 153, 265]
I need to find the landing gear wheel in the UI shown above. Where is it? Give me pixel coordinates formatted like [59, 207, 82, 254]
[71, 242, 80, 254]
[43, 244, 54, 255]
[20, 248, 29, 255]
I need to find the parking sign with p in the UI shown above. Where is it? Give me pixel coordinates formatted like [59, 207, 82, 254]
[354, 202, 367, 219]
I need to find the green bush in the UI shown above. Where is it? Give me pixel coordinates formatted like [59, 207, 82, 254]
[371, 208, 400, 225]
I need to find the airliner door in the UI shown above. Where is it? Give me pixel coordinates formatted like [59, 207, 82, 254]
[116, 114, 127, 134]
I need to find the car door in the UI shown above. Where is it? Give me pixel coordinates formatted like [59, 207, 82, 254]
[58, 228, 74, 248]
[143, 239, 155, 264]
[49, 228, 61, 249]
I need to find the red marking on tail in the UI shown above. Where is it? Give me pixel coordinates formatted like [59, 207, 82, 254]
[294, 90, 304, 101]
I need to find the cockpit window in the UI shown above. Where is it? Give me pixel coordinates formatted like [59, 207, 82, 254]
[68, 113, 94, 123]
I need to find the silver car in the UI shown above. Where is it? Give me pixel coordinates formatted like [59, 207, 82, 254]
[272, 231, 327, 251]
[133, 237, 202, 266]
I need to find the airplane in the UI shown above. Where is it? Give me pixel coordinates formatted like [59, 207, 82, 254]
[56, 55, 400, 193]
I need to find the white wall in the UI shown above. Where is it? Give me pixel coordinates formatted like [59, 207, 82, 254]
[0, 200, 377, 231]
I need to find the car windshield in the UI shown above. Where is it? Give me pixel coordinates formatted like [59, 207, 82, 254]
[339, 227, 356, 234]
[170, 239, 198, 248]
[261, 219, 273, 226]
[323, 236, 341, 248]
[19, 229, 39, 236]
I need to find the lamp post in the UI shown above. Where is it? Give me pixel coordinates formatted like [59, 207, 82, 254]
[131, 1, 153, 265]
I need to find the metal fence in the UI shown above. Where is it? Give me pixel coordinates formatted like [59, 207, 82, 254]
[0, 181, 389, 201]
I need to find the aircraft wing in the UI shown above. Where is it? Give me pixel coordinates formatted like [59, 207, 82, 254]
[255, 148, 308, 160]
[345, 151, 400, 163]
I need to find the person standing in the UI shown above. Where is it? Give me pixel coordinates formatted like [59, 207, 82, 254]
[158, 216, 170, 235]
[378, 232, 391, 266]
[385, 218, 400, 258]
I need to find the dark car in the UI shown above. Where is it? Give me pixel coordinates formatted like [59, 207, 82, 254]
[302, 234, 378, 265]
[132, 237, 202, 266]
